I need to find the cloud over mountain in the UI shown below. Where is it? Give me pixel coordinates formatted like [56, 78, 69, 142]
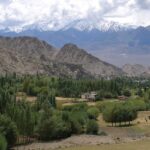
[0, 0, 150, 32]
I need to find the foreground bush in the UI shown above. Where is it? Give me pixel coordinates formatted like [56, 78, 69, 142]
[37, 113, 89, 141]
[37, 115, 71, 141]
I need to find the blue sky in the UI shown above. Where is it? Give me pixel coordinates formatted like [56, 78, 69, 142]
[0, 0, 150, 31]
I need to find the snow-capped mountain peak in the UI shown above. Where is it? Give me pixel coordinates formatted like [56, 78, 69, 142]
[0, 18, 137, 33]
[63, 19, 137, 32]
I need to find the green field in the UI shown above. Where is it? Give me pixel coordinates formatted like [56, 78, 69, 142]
[60, 139, 150, 150]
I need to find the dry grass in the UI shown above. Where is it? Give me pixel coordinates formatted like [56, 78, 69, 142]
[56, 97, 77, 101]
[56, 97, 92, 109]
[134, 111, 150, 124]
[132, 111, 150, 136]
[56, 97, 76, 109]
[62, 102, 96, 107]
[16, 92, 37, 103]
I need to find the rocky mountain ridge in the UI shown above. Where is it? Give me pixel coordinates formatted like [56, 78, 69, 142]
[0, 36, 124, 78]
[56, 44, 124, 77]
[0, 36, 150, 78]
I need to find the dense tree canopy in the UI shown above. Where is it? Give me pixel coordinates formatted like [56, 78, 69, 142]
[103, 101, 139, 126]
[0, 74, 150, 148]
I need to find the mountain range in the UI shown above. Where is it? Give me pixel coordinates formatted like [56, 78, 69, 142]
[0, 35, 150, 78]
[0, 21, 150, 67]
[0, 36, 125, 78]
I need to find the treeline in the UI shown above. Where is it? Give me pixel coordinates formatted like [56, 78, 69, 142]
[21, 75, 150, 99]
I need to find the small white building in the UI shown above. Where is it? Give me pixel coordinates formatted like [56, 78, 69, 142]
[81, 91, 97, 101]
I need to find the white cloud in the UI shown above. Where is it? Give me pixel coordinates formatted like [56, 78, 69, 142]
[0, 0, 149, 31]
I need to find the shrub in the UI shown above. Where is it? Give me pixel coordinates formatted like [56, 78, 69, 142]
[86, 120, 99, 135]
[96, 101, 116, 113]
[37, 116, 71, 141]
[96, 91, 104, 101]
[87, 107, 99, 120]
[136, 89, 143, 97]
[69, 111, 88, 134]
[127, 99, 147, 111]
[104, 92, 113, 99]
[69, 118, 83, 134]
[123, 90, 131, 97]
[50, 116, 71, 139]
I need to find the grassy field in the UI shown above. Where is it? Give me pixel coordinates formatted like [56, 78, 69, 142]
[56, 97, 120, 109]
[56, 97, 78, 109]
[60, 139, 150, 150]
[56, 97, 98, 109]
[16, 93, 120, 109]
[16, 92, 37, 103]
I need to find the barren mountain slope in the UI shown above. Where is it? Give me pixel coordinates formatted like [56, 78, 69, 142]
[0, 36, 92, 78]
[122, 64, 150, 77]
[55, 44, 124, 77]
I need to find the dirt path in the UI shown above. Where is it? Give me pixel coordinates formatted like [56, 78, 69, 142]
[13, 135, 149, 150]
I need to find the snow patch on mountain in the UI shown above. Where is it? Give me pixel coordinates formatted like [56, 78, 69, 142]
[0, 18, 137, 33]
